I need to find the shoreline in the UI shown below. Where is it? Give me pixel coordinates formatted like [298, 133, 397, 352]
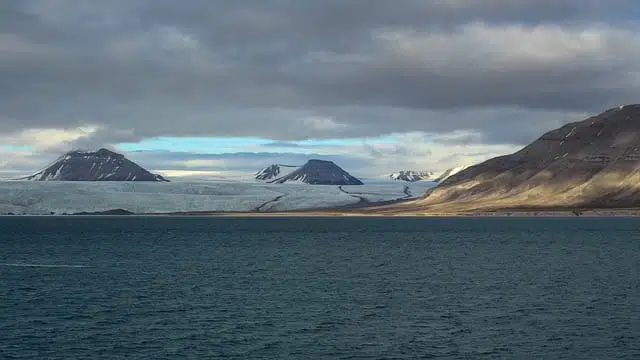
[149, 210, 640, 217]
[4, 196, 640, 217]
[139, 203, 640, 217]
[4, 208, 640, 217]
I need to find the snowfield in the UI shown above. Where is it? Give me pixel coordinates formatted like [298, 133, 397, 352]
[0, 181, 438, 215]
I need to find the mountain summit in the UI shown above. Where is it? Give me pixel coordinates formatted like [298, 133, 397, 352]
[269, 159, 363, 185]
[22, 148, 169, 182]
[416, 104, 640, 210]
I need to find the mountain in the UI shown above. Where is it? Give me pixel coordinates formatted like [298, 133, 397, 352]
[389, 171, 435, 182]
[255, 164, 299, 181]
[21, 148, 169, 182]
[269, 159, 363, 185]
[415, 104, 640, 211]
[389, 166, 469, 182]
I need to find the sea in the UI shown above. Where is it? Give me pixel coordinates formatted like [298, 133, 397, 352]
[1, 216, 639, 359]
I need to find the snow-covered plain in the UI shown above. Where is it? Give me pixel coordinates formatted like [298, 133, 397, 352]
[0, 180, 438, 215]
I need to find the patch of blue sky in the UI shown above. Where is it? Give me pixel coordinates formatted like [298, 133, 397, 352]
[1, 145, 32, 152]
[117, 137, 271, 153]
[116, 135, 403, 153]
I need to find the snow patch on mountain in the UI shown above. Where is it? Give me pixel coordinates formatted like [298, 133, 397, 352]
[432, 165, 470, 182]
[255, 164, 300, 181]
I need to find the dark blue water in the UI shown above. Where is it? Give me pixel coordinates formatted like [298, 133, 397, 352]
[1, 216, 639, 359]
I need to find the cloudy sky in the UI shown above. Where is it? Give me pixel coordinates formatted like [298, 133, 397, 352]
[1, 0, 639, 179]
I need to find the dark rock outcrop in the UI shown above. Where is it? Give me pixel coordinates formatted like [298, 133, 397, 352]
[72, 209, 135, 215]
[21, 148, 168, 182]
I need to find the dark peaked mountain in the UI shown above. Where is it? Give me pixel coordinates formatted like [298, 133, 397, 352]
[414, 104, 640, 210]
[22, 148, 169, 182]
[269, 159, 363, 185]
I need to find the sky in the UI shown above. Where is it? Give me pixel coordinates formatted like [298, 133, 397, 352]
[1, 0, 639, 179]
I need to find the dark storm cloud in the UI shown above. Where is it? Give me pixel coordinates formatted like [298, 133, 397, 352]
[0, 0, 639, 145]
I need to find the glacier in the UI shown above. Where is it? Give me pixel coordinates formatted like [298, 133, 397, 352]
[0, 181, 438, 215]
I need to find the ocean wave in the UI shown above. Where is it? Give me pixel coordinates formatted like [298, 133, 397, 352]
[0, 263, 90, 268]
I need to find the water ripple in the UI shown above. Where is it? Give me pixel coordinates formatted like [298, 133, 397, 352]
[1, 216, 639, 359]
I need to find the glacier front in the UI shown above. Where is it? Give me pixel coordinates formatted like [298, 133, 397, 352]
[0, 181, 437, 215]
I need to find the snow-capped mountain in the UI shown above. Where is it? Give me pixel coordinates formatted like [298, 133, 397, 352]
[389, 171, 435, 182]
[255, 164, 300, 181]
[388, 166, 470, 183]
[20, 148, 169, 182]
[269, 159, 363, 185]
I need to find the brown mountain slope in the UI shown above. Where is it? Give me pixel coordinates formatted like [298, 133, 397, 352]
[396, 104, 640, 212]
